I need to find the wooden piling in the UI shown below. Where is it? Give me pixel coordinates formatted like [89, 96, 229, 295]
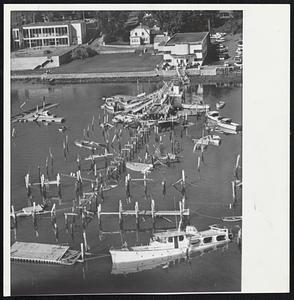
[80, 243, 84, 262]
[119, 200, 123, 226]
[97, 204, 101, 226]
[151, 199, 155, 224]
[135, 202, 139, 226]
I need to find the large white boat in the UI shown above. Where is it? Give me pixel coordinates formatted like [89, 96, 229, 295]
[206, 111, 242, 132]
[110, 225, 230, 265]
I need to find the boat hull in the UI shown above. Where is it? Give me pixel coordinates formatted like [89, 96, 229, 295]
[110, 247, 187, 265]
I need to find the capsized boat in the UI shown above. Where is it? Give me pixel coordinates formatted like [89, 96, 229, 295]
[206, 111, 242, 132]
[110, 225, 231, 265]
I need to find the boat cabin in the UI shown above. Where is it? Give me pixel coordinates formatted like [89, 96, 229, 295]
[152, 230, 188, 248]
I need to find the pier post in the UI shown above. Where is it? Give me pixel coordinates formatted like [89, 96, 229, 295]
[45, 157, 49, 178]
[181, 170, 186, 196]
[232, 181, 236, 202]
[144, 173, 147, 196]
[11, 205, 17, 229]
[179, 200, 183, 226]
[64, 213, 68, 228]
[65, 135, 69, 153]
[182, 195, 186, 210]
[57, 173, 62, 199]
[119, 200, 123, 227]
[197, 156, 201, 172]
[162, 180, 166, 197]
[51, 203, 56, 225]
[80, 243, 84, 262]
[63, 141, 67, 160]
[135, 202, 139, 227]
[83, 230, 89, 251]
[97, 204, 101, 227]
[151, 199, 155, 225]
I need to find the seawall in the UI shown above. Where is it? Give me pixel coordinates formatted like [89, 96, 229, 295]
[11, 69, 242, 84]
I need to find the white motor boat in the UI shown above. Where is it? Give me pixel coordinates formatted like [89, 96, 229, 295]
[110, 225, 230, 265]
[206, 111, 242, 132]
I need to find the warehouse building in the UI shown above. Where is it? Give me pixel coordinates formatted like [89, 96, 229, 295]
[158, 32, 210, 67]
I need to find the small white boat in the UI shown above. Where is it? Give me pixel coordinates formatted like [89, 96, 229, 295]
[74, 140, 107, 150]
[84, 152, 113, 161]
[221, 216, 242, 222]
[216, 101, 226, 110]
[182, 102, 210, 112]
[126, 162, 153, 174]
[110, 225, 230, 265]
[13, 204, 44, 217]
[206, 111, 242, 132]
[193, 135, 221, 150]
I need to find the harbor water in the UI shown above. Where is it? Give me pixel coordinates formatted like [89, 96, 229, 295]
[10, 81, 242, 294]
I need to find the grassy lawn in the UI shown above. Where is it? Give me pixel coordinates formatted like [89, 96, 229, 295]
[52, 53, 163, 74]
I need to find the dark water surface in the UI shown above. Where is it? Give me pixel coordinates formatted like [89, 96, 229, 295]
[11, 81, 242, 295]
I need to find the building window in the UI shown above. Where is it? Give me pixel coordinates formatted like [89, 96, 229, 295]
[23, 29, 29, 38]
[43, 38, 55, 47]
[56, 37, 68, 46]
[23, 40, 30, 48]
[142, 32, 144, 36]
[56, 27, 68, 36]
[43, 27, 54, 37]
[135, 32, 137, 36]
[30, 39, 42, 47]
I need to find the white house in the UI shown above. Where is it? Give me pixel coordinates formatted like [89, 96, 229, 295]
[158, 32, 210, 67]
[129, 23, 150, 46]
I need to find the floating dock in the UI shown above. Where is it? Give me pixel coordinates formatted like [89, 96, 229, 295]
[10, 242, 81, 265]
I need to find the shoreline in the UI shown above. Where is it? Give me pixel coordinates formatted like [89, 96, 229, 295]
[11, 70, 242, 84]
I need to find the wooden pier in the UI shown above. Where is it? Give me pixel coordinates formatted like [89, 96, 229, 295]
[97, 199, 189, 226]
[10, 242, 81, 265]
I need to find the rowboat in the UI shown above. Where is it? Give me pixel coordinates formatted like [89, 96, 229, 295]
[126, 162, 153, 173]
[110, 225, 230, 265]
[206, 111, 242, 132]
[74, 140, 107, 150]
[221, 216, 242, 222]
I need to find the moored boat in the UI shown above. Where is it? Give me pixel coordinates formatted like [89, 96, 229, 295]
[110, 225, 230, 265]
[206, 111, 242, 131]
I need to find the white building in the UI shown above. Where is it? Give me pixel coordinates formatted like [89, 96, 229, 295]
[12, 20, 87, 50]
[129, 23, 151, 46]
[158, 32, 210, 67]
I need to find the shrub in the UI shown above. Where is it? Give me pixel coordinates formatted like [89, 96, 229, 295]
[71, 46, 97, 60]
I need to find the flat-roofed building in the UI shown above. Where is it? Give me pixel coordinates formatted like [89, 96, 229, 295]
[159, 32, 210, 67]
[12, 20, 87, 50]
